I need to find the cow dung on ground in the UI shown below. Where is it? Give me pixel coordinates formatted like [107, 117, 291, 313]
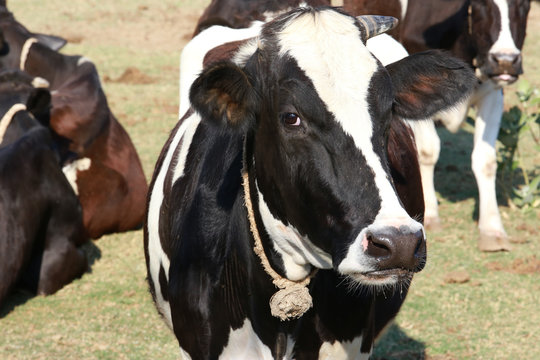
[104, 66, 156, 85]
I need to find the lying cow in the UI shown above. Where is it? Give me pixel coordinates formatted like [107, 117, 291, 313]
[146, 7, 475, 358]
[0, 70, 87, 307]
[343, 0, 532, 251]
[0, 5, 148, 239]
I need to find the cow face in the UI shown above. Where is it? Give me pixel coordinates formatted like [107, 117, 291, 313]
[471, 0, 530, 85]
[191, 8, 475, 288]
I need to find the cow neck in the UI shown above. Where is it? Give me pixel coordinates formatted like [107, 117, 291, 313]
[19, 37, 38, 71]
[0, 103, 26, 144]
[21, 40, 66, 88]
[241, 135, 317, 321]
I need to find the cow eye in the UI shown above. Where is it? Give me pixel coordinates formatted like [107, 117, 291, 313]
[281, 112, 301, 127]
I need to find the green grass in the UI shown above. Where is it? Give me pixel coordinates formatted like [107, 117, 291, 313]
[1, 1, 539, 359]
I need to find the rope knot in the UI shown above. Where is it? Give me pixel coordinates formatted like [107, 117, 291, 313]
[269, 284, 313, 321]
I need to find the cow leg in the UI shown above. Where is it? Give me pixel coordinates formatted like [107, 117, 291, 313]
[471, 85, 511, 251]
[37, 238, 87, 295]
[407, 120, 441, 229]
[37, 194, 88, 295]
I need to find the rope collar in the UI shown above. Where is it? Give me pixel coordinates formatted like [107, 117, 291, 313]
[0, 103, 27, 144]
[241, 137, 317, 321]
[20, 37, 38, 71]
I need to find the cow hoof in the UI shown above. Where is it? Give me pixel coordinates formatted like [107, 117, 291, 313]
[478, 232, 512, 252]
[424, 216, 442, 231]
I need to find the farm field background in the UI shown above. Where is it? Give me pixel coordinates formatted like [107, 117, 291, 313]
[1, 1, 539, 359]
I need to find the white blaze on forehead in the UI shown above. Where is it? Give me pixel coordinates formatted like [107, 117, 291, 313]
[276, 10, 409, 220]
[490, 0, 520, 55]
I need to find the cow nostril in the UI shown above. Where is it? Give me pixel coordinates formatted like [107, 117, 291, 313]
[366, 232, 392, 258]
[490, 53, 499, 64]
[413, 230, 425, 256]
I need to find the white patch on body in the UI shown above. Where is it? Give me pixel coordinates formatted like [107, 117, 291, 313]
[178, 22, 263, 118]
[319, 337, 369, 360]
[147, 112, 201, 329]
[400, 0, 408, 20]
[31, 77, 50, 88]
[366, 34, 408, 66]
[62, 157, 91, 195]
[77, 56, 91, 66]
[276, 10, 423, 278]
[219, 319, 275, 360]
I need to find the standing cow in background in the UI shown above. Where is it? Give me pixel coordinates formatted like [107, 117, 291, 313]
[0, 70, 88, 307]
[146, 7, 476, 358]
[344, 0, 532, 251]
[0, 5, 148, 239]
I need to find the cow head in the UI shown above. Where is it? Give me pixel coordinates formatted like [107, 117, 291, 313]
[0, 6, 67, 71]
[470, 0, 530, 85]
[191, 7, 475, 288]
[0, 70, 57, 148]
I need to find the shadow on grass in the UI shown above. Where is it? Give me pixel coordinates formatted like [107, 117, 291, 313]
[371, 323, 426, 360]
[0, 290, 34, 318]
[434, 126, 476, 203]
[0, 241, 102, 318]
[82, 240, 102, 270]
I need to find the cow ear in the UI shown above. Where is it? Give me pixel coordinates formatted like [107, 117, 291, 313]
[386, 50, 476, 120]
[34, 33, 67, 52]
[189, 61, 257, 129]
[26, 88, 52, 127]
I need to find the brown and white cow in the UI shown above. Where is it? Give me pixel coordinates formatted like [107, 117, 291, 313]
[0, 70, 88, 307]
[146, 7, 476, 358]
[343, 0, 532, 251]
[0, 6, 148, 239]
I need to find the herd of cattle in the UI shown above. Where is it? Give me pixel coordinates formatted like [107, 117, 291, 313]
[0, 1, 147, 307]
[0, 0, 533, 358]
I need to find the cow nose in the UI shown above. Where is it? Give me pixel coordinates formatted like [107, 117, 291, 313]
[365, 228, 426, 272]
[489, 51, 522, 69]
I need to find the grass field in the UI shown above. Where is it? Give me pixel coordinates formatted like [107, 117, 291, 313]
[1, 1, 539, 359]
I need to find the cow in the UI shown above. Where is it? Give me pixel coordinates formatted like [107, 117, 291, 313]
[343, 0, 532, 251]
[181, 0, 330, 118]
[145, 7, 476, 358]
[0, 70, 88, 308]
[192, 0, 330, 36]
[0, 5, 149, 239]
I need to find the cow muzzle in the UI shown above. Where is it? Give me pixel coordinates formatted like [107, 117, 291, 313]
[363, 227, 426, 273]
[483, 50, 523, 85]
[339, 223, 427, 286]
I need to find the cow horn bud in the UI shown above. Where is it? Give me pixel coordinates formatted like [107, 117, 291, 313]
[356, 15, 398, 41]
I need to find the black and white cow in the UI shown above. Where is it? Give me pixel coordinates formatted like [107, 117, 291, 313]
[0, 70, 87, 307]
[145, 7, 475, 358]
[344, 0, 532, 251]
